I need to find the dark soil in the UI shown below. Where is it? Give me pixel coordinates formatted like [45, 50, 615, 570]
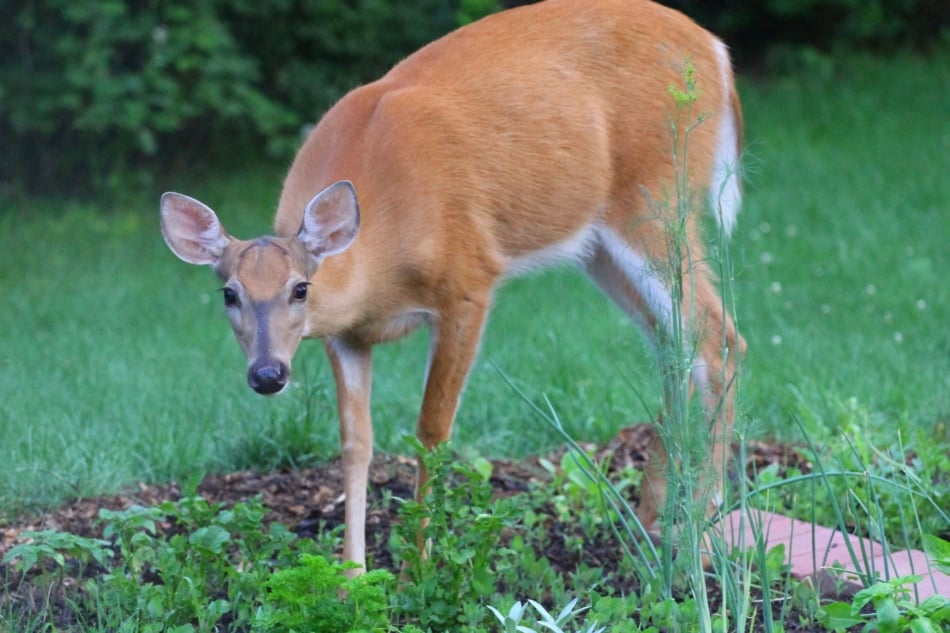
[1, 424, 834, 631]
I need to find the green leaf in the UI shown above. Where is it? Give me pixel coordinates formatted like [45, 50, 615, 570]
[853, 581, 898, 611]
[188, 525, 230, 553]
[146, 593, 165, 619]
[3, 543, 39, 573]
[875, 597, 901, 633]
[923, 535, 950, 574]
[908, 617, 937, 633]
[449, 547, 475, 565]
[816, 602, 865, 631]
[472, 456, 494, 482]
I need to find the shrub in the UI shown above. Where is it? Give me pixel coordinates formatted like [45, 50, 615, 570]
[0, 0, 501, 198]
[660, 0, 949, 69]
[0, 1, 294, 194]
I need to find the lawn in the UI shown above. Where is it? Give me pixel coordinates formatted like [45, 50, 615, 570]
[0, 51, 947, 523]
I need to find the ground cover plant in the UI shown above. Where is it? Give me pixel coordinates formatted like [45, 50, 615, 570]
[3, 439, 947, 631]
[1, 50, 948, 631]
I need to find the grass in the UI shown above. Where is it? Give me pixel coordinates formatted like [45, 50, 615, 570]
[737, 53, 950, 445]
[0, 51, 948, 522]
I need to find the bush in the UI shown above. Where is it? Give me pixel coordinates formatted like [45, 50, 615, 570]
[0, 0, 500, 198]
[0, 1, 289, 195]
[6, 0, 941, 197]
[659, 0, 949, 70]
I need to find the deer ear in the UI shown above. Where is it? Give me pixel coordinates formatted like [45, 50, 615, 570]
[160, 192, 231, 266]
[298, 180, 360, 259]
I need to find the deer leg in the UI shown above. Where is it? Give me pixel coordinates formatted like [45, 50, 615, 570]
[324, 337, 374, 576]
[584, 241, 668, 531]
[412, 295, 490, 553]
[684, 270, 745, 523]
[586, 227, 743, 535]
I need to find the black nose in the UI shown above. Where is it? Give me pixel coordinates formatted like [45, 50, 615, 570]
[248, 360, 289, 395]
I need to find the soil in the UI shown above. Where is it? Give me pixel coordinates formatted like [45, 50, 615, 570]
[1, 424, 834, 631]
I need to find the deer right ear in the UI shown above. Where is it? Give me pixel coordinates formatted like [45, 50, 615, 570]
[160, 192, 231, 266]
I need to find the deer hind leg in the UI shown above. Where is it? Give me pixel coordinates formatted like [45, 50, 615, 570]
[585, 224, 743, 535]
[674, 260, 744, 534]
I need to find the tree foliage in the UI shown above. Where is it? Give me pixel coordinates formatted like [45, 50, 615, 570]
[0, 0, 499, 197]
[1, 0, 944, 197]
[657, 0, 948, 70]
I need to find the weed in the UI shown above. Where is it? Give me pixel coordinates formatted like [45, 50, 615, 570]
[817, 574, 950, 633]
[2, 492, 330, 632]
[3, 530, 112, 578]
[390, 439, 521, 630]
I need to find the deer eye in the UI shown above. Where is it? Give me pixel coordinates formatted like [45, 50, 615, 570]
[221, 287, 239, 308]
[292, 282, 310, 302]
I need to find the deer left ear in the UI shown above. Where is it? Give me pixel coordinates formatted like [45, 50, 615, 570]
[298, 180, 361, 259]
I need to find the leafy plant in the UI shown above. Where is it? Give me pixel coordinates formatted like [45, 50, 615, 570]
[0, 0, 296, 193]
[539, 449, 642, 534]
[3, 529, 112, 577]
[2, 492, 328, 632]
[0, 0, 502, 196]
[257, 553, 393, 633]
[391, 439, 520, 630]
[487, 597, 606, 633]
[96, 494, 317, 632]
[817, 574, 950, 633]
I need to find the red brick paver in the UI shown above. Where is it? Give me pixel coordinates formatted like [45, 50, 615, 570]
[718, 510, 950, 601]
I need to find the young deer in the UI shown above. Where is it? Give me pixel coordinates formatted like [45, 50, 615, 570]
[160, 0, 745, 573]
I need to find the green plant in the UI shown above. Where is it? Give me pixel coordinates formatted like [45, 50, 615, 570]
[747, 406, 950, 559]
[0, 1, 502, 196]
[923, 535, 950, 575]
[487, 597, 606, 633]
[539, 449, 642, 532]
[456, 0, 502, 25]
[663, 0, 946, 69]
[257, 553, 394, 633]
[391, 439, 520, 630]
[817, 574, 950, 633]
[2, 492, 330, 632]
[0, 0, 296, 193]
[97, 494, 318, 632]
[2, 529, 112, 577]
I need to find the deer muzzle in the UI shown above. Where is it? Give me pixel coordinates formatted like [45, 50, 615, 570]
[247, 359, 290, 395]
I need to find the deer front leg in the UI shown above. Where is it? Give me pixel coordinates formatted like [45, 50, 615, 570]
[324, 337, 374, 576]
[413, 297, 490, 551]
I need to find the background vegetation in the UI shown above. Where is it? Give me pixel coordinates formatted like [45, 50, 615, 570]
[2, 0, 946, 197]
[0, 1, 946, 522]
[0, 0, 499, 194]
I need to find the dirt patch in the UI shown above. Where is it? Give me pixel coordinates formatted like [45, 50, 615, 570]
[0, 424, 810, 559]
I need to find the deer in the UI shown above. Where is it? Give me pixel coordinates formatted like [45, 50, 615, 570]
[160, 0, 745, 574]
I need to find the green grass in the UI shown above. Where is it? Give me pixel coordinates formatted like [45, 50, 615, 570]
[736, 53, 950, 444]
[0, 51, 947, 518]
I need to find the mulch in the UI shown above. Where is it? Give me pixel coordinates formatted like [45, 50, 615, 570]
[0, 424, 810, 561]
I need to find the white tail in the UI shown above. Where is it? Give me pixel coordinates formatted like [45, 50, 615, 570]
[160, 0, 745, 573]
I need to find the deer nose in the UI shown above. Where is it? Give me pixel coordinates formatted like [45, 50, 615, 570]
[248, 360, 289, 395]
